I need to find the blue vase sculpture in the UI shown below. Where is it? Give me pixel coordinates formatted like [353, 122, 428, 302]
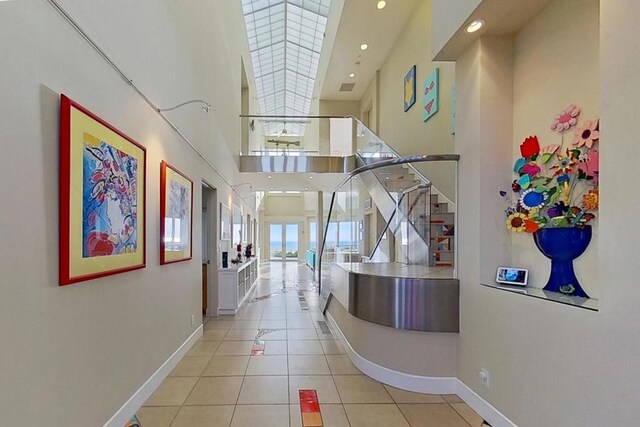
[533, 226, 592, 298]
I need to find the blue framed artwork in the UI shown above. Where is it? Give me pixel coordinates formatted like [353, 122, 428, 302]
[423, 67, 439, 122]
[404, 65, 416, 112]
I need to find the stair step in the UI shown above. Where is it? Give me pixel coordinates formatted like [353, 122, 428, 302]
[431, 202, 448, 213]
[429, 212, 455, 222]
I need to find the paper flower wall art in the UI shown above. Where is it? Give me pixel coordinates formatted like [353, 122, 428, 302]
[550, 104, 581, 132]
[572, 119, 599, 148]
[504, 105, 599, 233]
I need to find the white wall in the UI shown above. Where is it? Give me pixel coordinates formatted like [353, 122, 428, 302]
[452, 0, 640, 425]
[362, 0, 457, 200]
[0, 1, 256, 425]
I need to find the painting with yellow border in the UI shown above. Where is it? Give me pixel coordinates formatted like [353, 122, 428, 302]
[404, 65, 416, 112]
[160, 161, 193, 265]
[59, 95, 146, 285]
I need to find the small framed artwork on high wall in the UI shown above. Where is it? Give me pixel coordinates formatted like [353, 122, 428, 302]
[160, 161, 193, 265]
[59, 95, 146, 285]
[423, 67, 439, 122]
[404, 65, 416, 112]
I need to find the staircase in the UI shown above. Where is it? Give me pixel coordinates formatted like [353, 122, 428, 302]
[359, 156, 455, 268]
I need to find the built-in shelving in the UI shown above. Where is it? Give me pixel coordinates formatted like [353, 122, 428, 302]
[218, 258, 258, 315]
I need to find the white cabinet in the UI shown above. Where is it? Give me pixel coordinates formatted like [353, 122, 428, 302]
[217, 258, 258, 315]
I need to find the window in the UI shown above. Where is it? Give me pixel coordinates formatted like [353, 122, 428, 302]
[310, 221, 316, 250]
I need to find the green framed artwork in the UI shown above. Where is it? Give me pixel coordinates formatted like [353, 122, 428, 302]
[423, 67, 439, 122]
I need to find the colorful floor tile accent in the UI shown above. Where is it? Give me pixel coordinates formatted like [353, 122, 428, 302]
[299, 389, 323, 426]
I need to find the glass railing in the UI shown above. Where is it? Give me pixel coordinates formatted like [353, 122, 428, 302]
[319, 154, 459, 310]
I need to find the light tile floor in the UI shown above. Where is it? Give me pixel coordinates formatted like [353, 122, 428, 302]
[136, 262, 486, 427]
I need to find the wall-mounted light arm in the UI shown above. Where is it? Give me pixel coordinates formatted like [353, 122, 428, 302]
[157, 99, 212, 113]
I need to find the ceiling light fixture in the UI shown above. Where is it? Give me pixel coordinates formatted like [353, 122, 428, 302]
[360, 43, 368, 51]
[377, 1, 387, 10]
[309, 176, 313, 179]
[268, 175, 272, 179]
[466, 19, 485, 33]
[349, 73, 356, 78]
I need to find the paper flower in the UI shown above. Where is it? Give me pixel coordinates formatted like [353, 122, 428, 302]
[573, 119, 599, 148]
[582, 189, 599, 210]
[522, 161, 541, 177]
[578, 150, 599, 183]
[540, 144, 560, 164]
[506, 212, 528, 232]
[547, 201, 568, 218]
[519, 188, 549, 210]
[550, 150, 577, 176]
[568, 207, 595, 226]
[551, 104, 581, 132]
[523, 219, 540, 233]
[520, 136, 540, 159]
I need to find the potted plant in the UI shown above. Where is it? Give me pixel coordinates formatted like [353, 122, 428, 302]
[505, 105, 599, 298]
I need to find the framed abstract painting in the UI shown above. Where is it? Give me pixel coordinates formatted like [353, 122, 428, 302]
[404, 65, 416, 112]
[59, 95, 146, 285]
[220, 202, 231, 241]
[160, 161, 193, 265]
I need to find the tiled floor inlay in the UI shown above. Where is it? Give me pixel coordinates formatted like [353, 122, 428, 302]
[136, 262, 486, 427]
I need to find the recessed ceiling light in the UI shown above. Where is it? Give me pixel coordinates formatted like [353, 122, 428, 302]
[349, 73, 356, 78]
[377, 1, 387, 10]
[309, 176, 313, 179]
[466, 19, 485, 33]
[305, 187, 309, 190]
[270, 187, 274, 190]
[268, 175, 272, 179]
[360, 43, 368, 51]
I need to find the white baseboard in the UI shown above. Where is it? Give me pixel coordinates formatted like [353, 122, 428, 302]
[103, 325, 204, 427]
[325, 312, 457, 394]
[325, 312, 517, 427]
[455, 380, 518, 427]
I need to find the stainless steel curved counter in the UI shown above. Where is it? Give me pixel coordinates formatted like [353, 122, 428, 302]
[326, 263, 459, 333]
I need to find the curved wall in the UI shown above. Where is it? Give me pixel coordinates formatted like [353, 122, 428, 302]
[327, 298, 457, 378]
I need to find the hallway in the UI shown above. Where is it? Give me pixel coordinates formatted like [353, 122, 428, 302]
[135, 262, 484, 427]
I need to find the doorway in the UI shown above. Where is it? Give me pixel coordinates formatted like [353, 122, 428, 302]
[202, 183, 218, 317]
[269, 223, 300, 261]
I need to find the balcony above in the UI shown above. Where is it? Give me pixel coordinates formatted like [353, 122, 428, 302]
[239, 153, 356, 173]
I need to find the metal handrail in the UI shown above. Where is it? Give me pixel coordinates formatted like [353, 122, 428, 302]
[332, 154, 458, 192]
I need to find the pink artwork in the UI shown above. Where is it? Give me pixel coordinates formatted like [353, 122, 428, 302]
[572, 119, 599, 148]
[550, 104, 581, 132]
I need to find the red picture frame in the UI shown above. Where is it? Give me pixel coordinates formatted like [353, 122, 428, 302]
[59, 95, 147, 285]
[160, 161, 193, 265]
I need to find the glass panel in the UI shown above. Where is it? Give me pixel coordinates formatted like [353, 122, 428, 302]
[269, 223, 283, 260]
[310, 221, 317, 250]
[285, 223, 299, 259]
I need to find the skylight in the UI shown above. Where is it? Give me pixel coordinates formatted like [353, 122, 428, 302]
[242, 0, 331, 136]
